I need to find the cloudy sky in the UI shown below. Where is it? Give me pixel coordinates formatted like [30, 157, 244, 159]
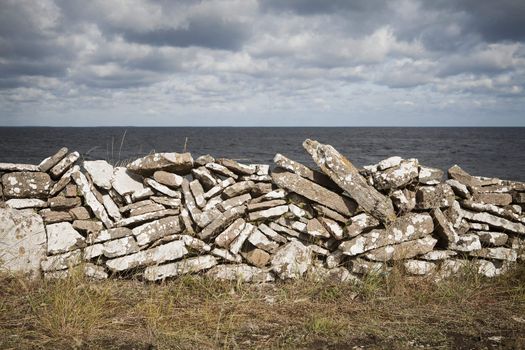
[0, 0, 524, 126]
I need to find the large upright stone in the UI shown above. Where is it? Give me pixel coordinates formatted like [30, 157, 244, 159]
[72, 170, 113, 228]
[303, 139, 396, 224]
[38, 147, 68, 172]
[0, 208, 47, 276]
[271, 169, 357, 217]
[127, 152, 193, 176]
[339, 212, 434, 256]
[273, 153, 339, 191]
[83, 160, 114, 190]
[2, 172, 52, 199]
[50, 152, 80, 179]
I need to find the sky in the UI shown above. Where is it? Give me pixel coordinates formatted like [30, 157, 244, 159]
[0, 0, 524, 126]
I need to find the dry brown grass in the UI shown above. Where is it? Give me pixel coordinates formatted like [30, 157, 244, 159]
[1, 262, 524, 350]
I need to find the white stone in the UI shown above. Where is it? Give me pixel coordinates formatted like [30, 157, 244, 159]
[5, 198, 47, 209]
[419, 250, 457, 261]
[46, 222, 85, 255]
[0, 208, 47, 276]
[377, 156, 403, 170]
[111, 167, 146, 197]
[133, 216, 182, 246]
[203, 177, 236, 199]
[271, 240, 311, 279]
[144, 178, 181, 198]
[115, 209, 179, 227]
[404, 260, 436, 275]
[83, 243, 104, 260]
[41, 249, 82, 272]
[83, 160, 114, 190]
[0, 162, 39, 172]
[248, 228, 280, 253]
[258, 223, 288, 244]
[106, 240, 188, 272]
[230, 223, 256, 255]
[84, 263, 109, 279]
[449, 234, 482, 252]
[210, 248, 242, 263]
[206, 264, 274, 282]
[461, 208, 525, 235]
[72, 170, 113, 228]
[103, 236, 139, 258]
[248, 205, 289, 221]
[144, 255, 218, 281]
[215, 218, 246, 249]
[102, 194, 122, 221]
[470, 247, 517, 262]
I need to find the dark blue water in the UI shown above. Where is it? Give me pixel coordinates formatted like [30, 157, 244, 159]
[0, 127, 524, 181]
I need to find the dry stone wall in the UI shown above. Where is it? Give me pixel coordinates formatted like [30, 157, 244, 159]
[1, 139, 524, 282]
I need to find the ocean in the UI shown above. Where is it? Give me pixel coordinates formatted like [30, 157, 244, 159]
[0, 127, 524, 181]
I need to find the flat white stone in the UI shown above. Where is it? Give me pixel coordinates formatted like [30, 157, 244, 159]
[449, 234, 482, 252]
[46, 222, 85, 255]
[103, 236, 139, 258]
[102, 194, 122, 221]
[248, 205, 289, 221]
[111, 167, 146, 197]
[5, 198, 47, 209]
[377, 156, 403, 170]
[133, 216, 182, 246]
[404, 260, 436, 275]
[215, 218, 246, 249]
[83, 160, 114, 190]
[72, 170, 113, 228]
[144, 255, 218, 281]
[41, 249, 82, 272]
[271, 240, 312, 279]
[115, 209, 179, 227]
[206, 264, 274, 283]
[50, 152, 80, 178]
[258, 223, 288, 243]
[230, 222, 256, 255]
[0, 162, 39, 172]
[210, 248, 242, 263]
[144, 178, 181, 198]
[248, 228, 280, 253]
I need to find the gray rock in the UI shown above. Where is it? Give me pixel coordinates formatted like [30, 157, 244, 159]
[127, 152, 193, 175]
[83, 160, 114, 190]
[38, 147, 68, 172]
[217, 158, 256, 175]
[446, 179, 471, 199]
[390, 189, 416, 214]
[272, 169, 357, 217]
[106, 240, 188, 272]
[206, 264, 274, 282]
[133, 216, 182, 246]
[0, 208, 47, 276]
[5, 198, 47, 209]
[431, 208, 460, 245]
[448, 165, 482, 187]
[151, 196, 181, 208]
[129, 203, 165, 217]
[144, 255, 218, 281]
[191, 167, 217, 190]
[219, 193, 252, 212]
[248, 205, 289, 221]
[340, 212, 434, 256]
[131, 187, 155, 202]
[102, 236, 140, 258]
[222, 181, 255, 199]
[461, 200, 524, 223]
[372, 159, 419, 190]
[318, 217, 344, 240]
[111, 167, 146, 197]
[419, 250, 457, 261]
[258, 223, 288, 243]
[115, 209, 179, 227]
[469, 222, 490, 231]
[349, 258, 388, 275]
[472, 192, 513, 206]
[50, 165, 79, 196]
[205, 163, 238, 179]
[41, 249, 82, 272]
[65, 184, 78, 197]
[247, 199, 287, 212]
[248, 228, 280, 253]
[195, 154, 215, 166]
[72, 220, 103, 234]
[102, 194, 122, 221]
[273, 153, 339, 191]
[470, 247, 517, 262]
[460, 208, 525, 235]
[303, 139, 396, 224]
[84, 263, 109, 279]
[215, 218, 246, 249]
[39, 209, 73, 224]
[72, 170, 113, 228]
[119, 199, 154, 213]
[198, 205, 247, 240]
[2, 171, 52, 198]
[476, 231, 508, 246]
[271, 240, 311, 279]
[153, 170, 184, 188]
[88, 227, 133, 244]
[48, 196, 81, 210]
[204, 177, 236, 199]
[288, 203, 313, 219]
[0, 163, 40, 172]
[306, 218, 331, 238]
[364, 236, 437, 261]
[189, 180, 206, 208]
[46, 222, 85, 255]
[377, 156, 403, 170]
[268, 222, 300, 238]
[210, 248, 242, 263]
[418, 166, 443, 185]
[416, 184, 455, 209]
[345, 213, 380, 238]
[449, 234, 482, 252]
[50, 152, 80, 179]
[144, 178, 181, 198]
[230, 223, 256, 255]
[404, 260, 437, 275]
[311, 203, 349, 223]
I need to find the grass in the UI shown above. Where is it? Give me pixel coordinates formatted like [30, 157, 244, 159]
[0, 263, 524, 349]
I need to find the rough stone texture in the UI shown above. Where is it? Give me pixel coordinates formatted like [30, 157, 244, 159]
[243, 248, 271, 267]
[204, 178, 236, 199]
[115, 209, 179, 227]
[364, 236, 437, 261]
[215, 218, 246, 249]
[111, 167, 146, 197]
[0, 163, 40, 172]
[191, 167, 217, 190]
[449, 234, 482, 252]
[230, 223, 255, 255]
[39, 147, 69, 173]
[106, 240, 188, 272]
[248, 228, 280, 253]
[390, 189, 416, 214]
[247, 199, 286, 212]
[271, 240, 311, 279]
[189, 180, 206, 208]
[144, 255, 218, 281]
[5, 198, 47, 209]
[127, 152, 193, 175]
[41, 249, 82, 272]
[420, 250, 457, 261]
[50, 152, 79, 179]
[129, 203, 165, 217]
[103, 236, 140, 258]
[345, 213, 380, 238]
[461, 208, 525, 235]
[219, 193, 251, 212]
[273, 153, 339, 191]
[258, 223, 288, 244]
[431, 208, 460, 245]
[72, 220, 103, 234]
[461, 200, 523, 223]
[476, 231, 508, 246]
[446, 179, 471, 199]
[153, 171, 183, 188]
[217, 158, 256, 175]
[211, 248, 242, 263]
[340, 213, 434, 256]
[205, 163, 238, 180]
[318, 217, 344, 240]
[39, 210, 73, 224]
[2, 172, 52, 199]
[372, 159, 419, 190]
[144, 178, 180, 198]
[50, 165, 79, 196]
[272, 169, 357, 217]
[418, 166, 444, 185]
[416, 184, 455, 209]
[88, 227, 132, 244]
[133, 216, 182, 246]
[448, 165, 482, 187]
[198, 205, 247, 240]
[306, 218, 331, 238]
[248, 205, 289, 221]
[195, 154, 215, 166]
[303, 139, 396, 224]
[151, 196, 181, 208]
[83, 160, 114, 190]
[102, 194, 122, 221]
[222, 181, 255, 199]
[403, 260, 437, 275]
[470, 247, 517, 262]
[206, 264, 274, 283]
[72, 170, 113, 228]
[48, 196, 81, 210]
[46, 222, 85, 255]
[0, 208, 47, 276]
[349, 258, 387, 275]
[472, 193, 513, 206]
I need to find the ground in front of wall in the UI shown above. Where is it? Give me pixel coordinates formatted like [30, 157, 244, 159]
[1, 263, 524, 350]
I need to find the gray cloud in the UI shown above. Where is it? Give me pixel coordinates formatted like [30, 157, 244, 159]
[0, 0, 524, 125]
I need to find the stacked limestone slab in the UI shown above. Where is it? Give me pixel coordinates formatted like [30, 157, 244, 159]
[0, 140, 524, 282]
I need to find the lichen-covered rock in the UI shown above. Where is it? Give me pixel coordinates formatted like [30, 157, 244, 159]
[72, 170, 113, 228]
[431, 208, 459, 245]
[46, 222, 85, 255]
[0, 208, 47, 276]
[217, 158, 256, 175]
[0, 163, 39, 172]
[364, 236, 437, 261]
[418, 166, 443, 185]
[372, 159, 419, 190]
[111, 167, 146, 197]
[344, 213, 380, 238]
[460, 208, 525, 235]
[2, 172, 52, 199]
[133, 216, 182, 246]
[144, 255, 218, 281]
[470, 247, 517, 262]
[447, 165, 482, 187]
[50, 152, 79, 179]
[416, 184, 455, 209]
[248, 205, 289, 221]
[41, 249, 82, 272]
[449, 234, 482, 252]
[404, 260, 437, 275]
[38, 147, 68, 173]
[476, 231, 508, 246]
[153, 170, 184, 188]
[206, 264, 274, 283]
[273, 153, 339, 191]
[471, 192, 513, 206]
[5, 198, 47, 209]
[271, 240, 311, 279]
[83, 160, 114, 190]
[127, 152, 193, 175]
[390, 189, 416, 214]
[215, 218, 246, 249]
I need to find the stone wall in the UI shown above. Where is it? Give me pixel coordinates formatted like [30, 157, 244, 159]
[0, 139, 524, 282]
